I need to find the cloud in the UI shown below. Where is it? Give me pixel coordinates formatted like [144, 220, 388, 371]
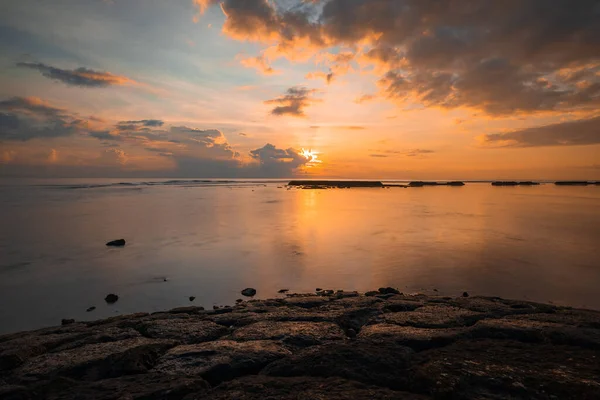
[120, 119, 164, 127]
[16, 62, 132, 88]
[369, 148, 435, 158]
[306, 70, 334, 84]
[239, 54, 279, 75]
[354, 94, 376, 104]
[198, 0, 600, 116]
[479, 116, 600, 148]
[264, 86, 319, 117]
[0, 97, 104, 141]
[309, 125, 365, 130]
[249, 143, 311, 176]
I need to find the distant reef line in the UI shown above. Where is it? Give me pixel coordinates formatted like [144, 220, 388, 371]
[287, 180, 600, 188]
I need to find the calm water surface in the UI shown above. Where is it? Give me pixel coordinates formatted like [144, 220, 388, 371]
[0, 179, 599, 334]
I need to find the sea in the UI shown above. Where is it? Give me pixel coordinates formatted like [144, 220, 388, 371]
[0, 178, 599, 334]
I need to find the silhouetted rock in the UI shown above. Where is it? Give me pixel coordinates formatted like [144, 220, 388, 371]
[241, 288, 257, 297]
[189, 296, 196, 302]
[492, 181, 519, 186]
[316, 288, 323, 292]
[105, 239, 126, 247]
[555, 181, 590, 186]
[447, 181, 465, 186]
[378, 287, 401, 295]
[235, 299, 243, 303]
[86, 307, 96, 312]
[365, 291, 379, 297]
[278, 289, 289, 293]
[463, 291, 470, 297]
[104, 294, 119, 304]
[288, 180, 384, 188]
[61, 319, 75, 326]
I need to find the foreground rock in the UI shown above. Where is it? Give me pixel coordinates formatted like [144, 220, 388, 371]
[1, 293, 599, 399]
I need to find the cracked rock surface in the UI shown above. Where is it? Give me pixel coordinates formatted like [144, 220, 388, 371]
[1, 293, 599, 399]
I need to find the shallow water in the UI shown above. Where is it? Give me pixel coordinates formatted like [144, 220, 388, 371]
[0, 179, 599, 334]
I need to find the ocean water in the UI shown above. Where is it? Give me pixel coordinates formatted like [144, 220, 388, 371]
[0, 179, 599, 334]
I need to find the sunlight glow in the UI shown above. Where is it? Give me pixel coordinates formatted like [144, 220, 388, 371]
[300, 148, 322, 166]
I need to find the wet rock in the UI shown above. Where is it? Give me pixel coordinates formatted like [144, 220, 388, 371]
[231, 321, 345, 346]
[384, 300, 424, 312]
[16, 338, 174, 381]
[241, 288, 257, 297]
[105, 239, 126, 247]
[189, 296, 196, 302]
[61, 319, 75, 326]
[135, 319, 228, 344]
[316, 288, 323, 292]
[365, 291, 379, 297]
[335, 291, 360, 299]
[462, 291, 469, 297]
[262, 340, 414, 390]
[86, 307, 95, 312]
[197, 376, 429, 400]
[154, 340, 291, 385]
[278, 289, 289, 294]
[104, 294, 119, 304]
[358, 324, 466, 351]
[283, 296, 329, 308]
[379, 287, 401, 295]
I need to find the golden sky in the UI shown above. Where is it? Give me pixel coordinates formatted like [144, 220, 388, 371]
[0, 0, 598, 179]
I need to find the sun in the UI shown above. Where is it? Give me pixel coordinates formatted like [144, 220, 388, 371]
[300, 148, 322, 165]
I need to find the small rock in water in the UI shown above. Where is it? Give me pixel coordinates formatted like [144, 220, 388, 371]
[316, 288, 323, 292]
[235, 299, 243, 303]
[241, 288, 257, 297]
[278, 289, 289, 294]
[86, 306, 96, 312]
[378, 287, 400, 295]
[61, 319, 75, 326]
[163, 278, 168, 282]
[433, 289, 439, 292]
[189, 296, 196, 302]
[106, 239, 126, 247]
[104, 293, 119, 304]
[463, 291, 470, 297]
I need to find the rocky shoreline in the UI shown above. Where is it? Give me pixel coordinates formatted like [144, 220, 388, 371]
[1, 291, 599, 399]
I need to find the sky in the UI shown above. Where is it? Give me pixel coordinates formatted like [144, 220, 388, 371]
[0, 0, 598, 179]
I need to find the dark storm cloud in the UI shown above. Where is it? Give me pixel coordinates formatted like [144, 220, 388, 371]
[16, 62, 132, 88]
[480, 116, 600, 148]
[249, 143, 310, 176]
[0, 97, 102, 141]
[120, 119, 164, 127]
[200, 0, 600, 115]
[264, 86, 319, 117]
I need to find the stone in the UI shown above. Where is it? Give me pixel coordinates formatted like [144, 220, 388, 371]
[358, 324, 467, 351]
[231, 321, 345, 346]
[365, 291, 379, 297]
[462, 291, 469, 297]
[410, 339, 600, 399]
[16, 338, 174, 381]
[189, 296, 196, 302]
[241, 288, 257, 297]
[235, 299, 243, 303]
[105, 239, 126, 247]
[195, 376, 429, 400]
[61, 319, 75, 326]
[379, 287, 401, 295]
[262, 340, 414, 390]
[283, 296, 329, 308]
[31, 374, 209, 400]
[278, 289, 289, 293]
[104, 294, 119, 304]
[86, 307, 96, 312]
[154, 340, 291, 385]
[377, 305, 483, 328]
[135, 319, 228, 344]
